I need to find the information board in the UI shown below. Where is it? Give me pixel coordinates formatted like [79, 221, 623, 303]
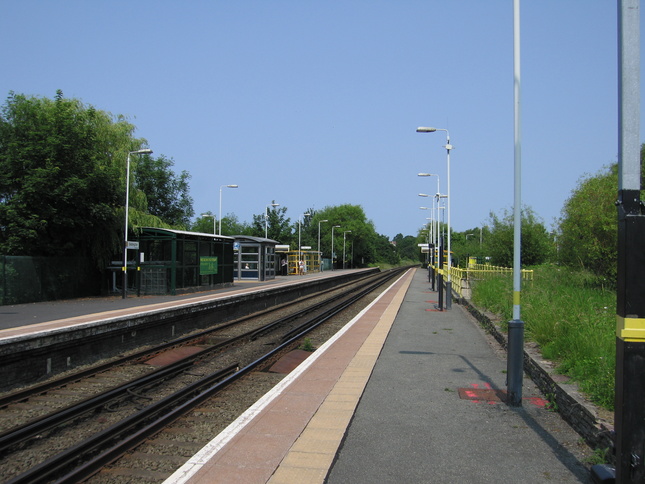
[200, 256, 218, 275]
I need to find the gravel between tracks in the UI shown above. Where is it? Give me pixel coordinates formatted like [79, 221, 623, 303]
[85, 287, 383, 483]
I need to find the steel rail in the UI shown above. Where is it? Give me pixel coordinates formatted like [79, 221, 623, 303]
[0, 272, 372, 408]
[0, 271, 387, 453]
[9, 268, 408, 484]
[5, 364, 239, 484]
[280, 269, 401, 343]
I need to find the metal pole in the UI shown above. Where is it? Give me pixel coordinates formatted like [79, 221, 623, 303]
[219, 186, 223, 236]
[507, 0, 524, 407]
[434, 190, 440, 291]
[218, 184, 238, 235]
[265, 202, 279, 239]
[122, 148, 152, 299]
[608, 2, 644, 482]
[437, 235, 444, 310]
[331, 225, 340, 270]
[122, 152, 132, 299]
[444, 131, 452, 310]
[343, 231, 351, 270]
[265, 206, 269, 238]
[318, 219, 328, 270]
[435, 175, 440, 252]
[343, 232, 346, 270]
[416, 128, 452, 308]
[298, 213, 310, 274]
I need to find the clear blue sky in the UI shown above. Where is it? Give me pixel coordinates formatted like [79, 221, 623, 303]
[1, 1, 639, 238]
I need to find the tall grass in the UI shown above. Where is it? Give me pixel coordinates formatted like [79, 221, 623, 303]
[471, 265, 615, 410]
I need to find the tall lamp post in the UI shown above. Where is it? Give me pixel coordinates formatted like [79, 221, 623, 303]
[331, 225, 341, 270]
[298, 212, 311, 273]
[318, 219, 328, 270]
[123, 148, 153, 299]
[343, 231, 352, 269]
[419, 205, 432, 244]
[418, 173, 440, 252]
[417, 126, 453, 309]
[219, 184, 238, 235]
[200, 213, 216, 234]
[419, 195, 436, 254]
[265, 202, 280, 238]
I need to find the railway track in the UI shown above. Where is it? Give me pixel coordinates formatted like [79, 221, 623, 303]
[0, 267, 408, 483]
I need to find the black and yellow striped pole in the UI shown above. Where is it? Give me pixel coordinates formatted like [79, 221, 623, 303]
[593, 2, 645, 482]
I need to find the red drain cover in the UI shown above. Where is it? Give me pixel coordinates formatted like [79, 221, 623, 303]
[458, 387, 508, 403]
[268, 349, 312, 374]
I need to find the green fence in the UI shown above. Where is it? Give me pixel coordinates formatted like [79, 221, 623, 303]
[0, 256, 100, 305]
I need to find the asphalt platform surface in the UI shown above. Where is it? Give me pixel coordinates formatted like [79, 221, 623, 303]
[325, 268, 591, 483]
[0, 277, 286, 330]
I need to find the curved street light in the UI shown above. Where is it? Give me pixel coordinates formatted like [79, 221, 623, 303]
[219, 184, 238, 235]
[331, 225, 341, 271]
[418, 173, 440, 252]
[318, 219, 329, 270]
[343, 231, 352, 270]
[123, 148, 153, 299]
[200, 213, 216, 234]
[265, 201, 280, 238]
[298, 212, 311, 274]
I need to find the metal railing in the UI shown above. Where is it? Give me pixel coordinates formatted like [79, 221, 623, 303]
[429, 263, 533, 299]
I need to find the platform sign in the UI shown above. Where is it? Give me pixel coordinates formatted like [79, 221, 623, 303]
[126, 241, 139, 250]
[200, 256, 218, 275]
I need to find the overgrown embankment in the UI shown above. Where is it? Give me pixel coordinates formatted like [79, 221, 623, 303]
[471, 264, 615, 410]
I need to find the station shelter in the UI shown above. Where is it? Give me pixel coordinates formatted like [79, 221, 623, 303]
[133, 227, 234, 295]
[232, 236, 279, 281]
[281, 250, 322, 275]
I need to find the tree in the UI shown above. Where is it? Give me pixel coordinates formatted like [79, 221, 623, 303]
[0, 91, 144, 267]
[449, 227, 487, 267]
[484, 206, 552, 267]
[133, 154, 194, 228]
[557, 144, 645, 286]
[558, 164, 618, 284]
[220, 213, 252, 236]
[192, 212, 217, 235]
[393, 233, 418, 261]
[372, 233, 399, 265]
[250, 202, 292, 241]
[305, 205, 381, 267]
[0, 90, 195, 273]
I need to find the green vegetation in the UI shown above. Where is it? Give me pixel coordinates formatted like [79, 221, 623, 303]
[0, 90, 192, 270]
[471, 266, 615, 410]
[585, 447, 612, 466]
[0, 91, 414, 279]
[300, 338, 315, 352]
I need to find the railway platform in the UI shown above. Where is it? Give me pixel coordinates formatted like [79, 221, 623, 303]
[0, 269, 373, 334]
[164, 267, 592, 484]
[0, 267, 594, 483]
